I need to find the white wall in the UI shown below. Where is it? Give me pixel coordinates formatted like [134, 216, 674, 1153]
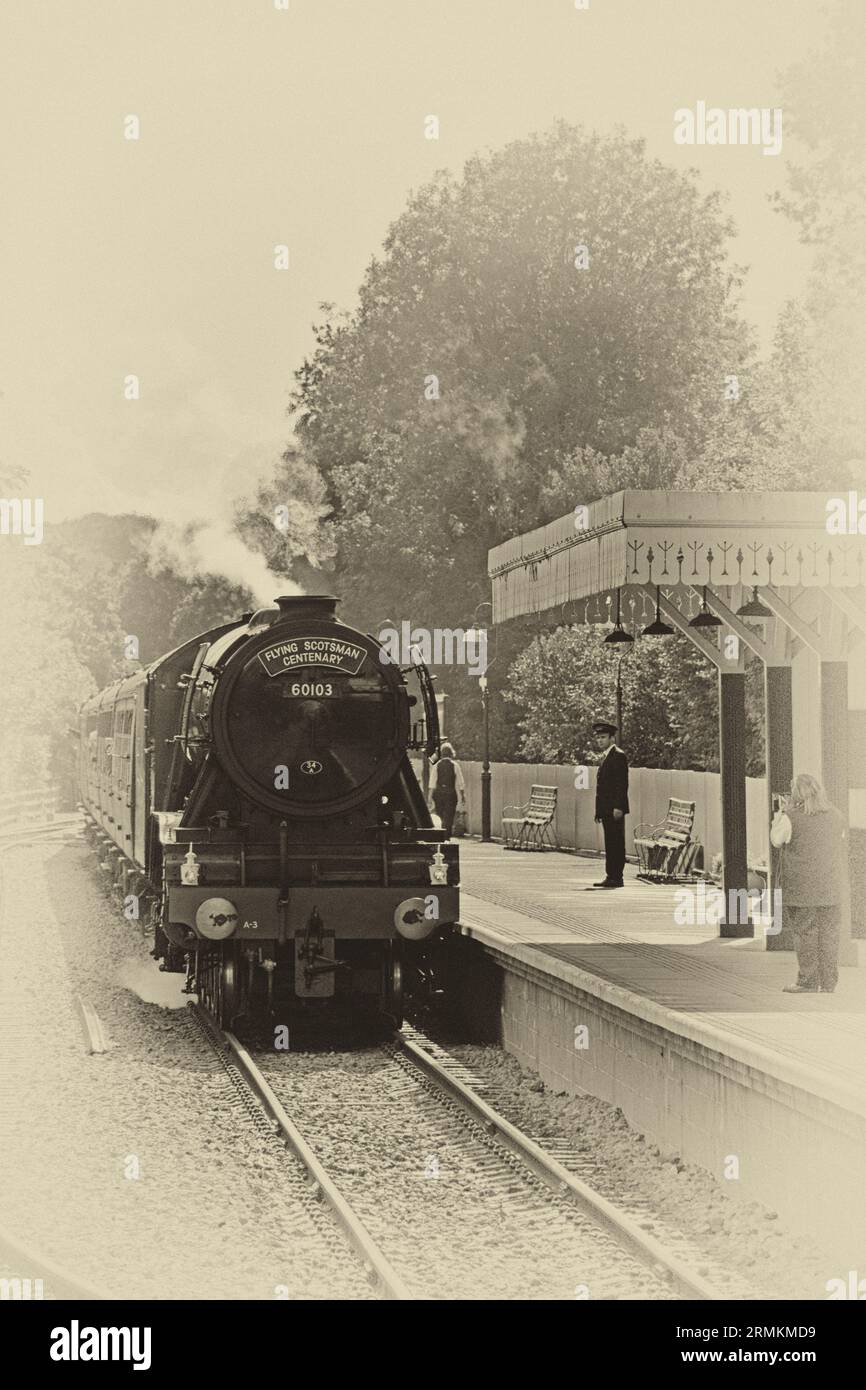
[424, 759, 769, 865]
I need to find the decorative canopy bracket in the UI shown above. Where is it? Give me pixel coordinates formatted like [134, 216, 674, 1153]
[689, 587, 788, 667]
[638, 584, 743, 671]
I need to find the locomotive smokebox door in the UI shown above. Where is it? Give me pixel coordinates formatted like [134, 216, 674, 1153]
[294, 927, 336, 997]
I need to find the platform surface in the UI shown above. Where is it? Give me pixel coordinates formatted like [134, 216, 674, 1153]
[458, 841, 866, 1116]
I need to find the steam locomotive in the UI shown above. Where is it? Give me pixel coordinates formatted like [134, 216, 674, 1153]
[78, 595, 459, 1031]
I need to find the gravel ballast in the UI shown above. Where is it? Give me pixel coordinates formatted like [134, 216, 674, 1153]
[445, 1042, 845, 1300]
[0, 836, 844, 1301]
[0, 841, 371, 1299]
[255, 1042, 677, 1300]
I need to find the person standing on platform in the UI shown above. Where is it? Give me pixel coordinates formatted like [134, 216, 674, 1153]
[428, 741, 466, 838]
[592, 719, 629, 889]
[770, 772, 847, 994]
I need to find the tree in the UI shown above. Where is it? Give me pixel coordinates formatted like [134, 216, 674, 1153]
[746, 0, 866, 489]
[289, 122, 753, 635]
[53, 513, 254, 677]
[0, 544, 97, 802]
[0, 459, 29, 493]
[0, 512, 275, 804]
[770, 0, 866, 247]
[504, 624, 765, 775]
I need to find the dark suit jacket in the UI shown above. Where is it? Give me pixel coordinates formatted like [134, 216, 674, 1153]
[595, 746, 629, 818]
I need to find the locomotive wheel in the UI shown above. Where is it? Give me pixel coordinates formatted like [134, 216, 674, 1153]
[216, 944, 241, 1030]
[196, 950, 213, 1013]
[381, 942, 404, 1029]
[199, 949, 219, 1017]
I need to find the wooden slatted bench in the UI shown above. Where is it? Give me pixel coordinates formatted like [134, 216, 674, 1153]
[502, 785, 559, 851]
[634, 798, 701, 883]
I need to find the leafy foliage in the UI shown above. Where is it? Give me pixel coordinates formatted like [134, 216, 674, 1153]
[0, 545, 99, 801]
[0, 514, 263, 803]
[753, 0, 866, 487]
[504, 624, 766, 774]
[289, 123, 753, 636]
[53, 514, 254, 676]
[770, 0, 866, 246]
[285, 123, 774, 763]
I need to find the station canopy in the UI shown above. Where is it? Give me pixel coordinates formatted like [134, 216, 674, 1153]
[487, 487, 866, 941]
[488, 490, 866, 626]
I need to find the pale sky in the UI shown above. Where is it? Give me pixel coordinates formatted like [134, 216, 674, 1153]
[0, 0, 830, 523]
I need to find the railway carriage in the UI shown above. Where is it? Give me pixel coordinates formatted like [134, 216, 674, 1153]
[79, 595, 459, 1031]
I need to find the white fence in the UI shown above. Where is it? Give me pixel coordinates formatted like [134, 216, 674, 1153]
[425, 760, 769, 866]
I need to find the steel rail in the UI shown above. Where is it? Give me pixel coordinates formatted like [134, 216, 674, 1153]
[395, 1027, 727, 1301]
[191, 1006, 414, 1301]
[0, 814, 83, 849]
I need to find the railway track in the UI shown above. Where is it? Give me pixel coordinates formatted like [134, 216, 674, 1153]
[1, 830, 376, 1302]
[432, 1042, 761, 1300]
[391, 1027, 747, 1299]
[0, 815, 744, 1301]
[0, 813, 83, 853]
[193, 1004, 734, 1300]
[187, 1004, 388, 1299]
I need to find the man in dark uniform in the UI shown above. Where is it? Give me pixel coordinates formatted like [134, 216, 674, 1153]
[592, 720, 629, 888]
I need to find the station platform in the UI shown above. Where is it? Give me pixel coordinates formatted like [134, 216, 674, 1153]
[457, 840, 866, 1263]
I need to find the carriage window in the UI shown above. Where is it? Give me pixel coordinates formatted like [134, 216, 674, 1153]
[113, 707, 133, 792]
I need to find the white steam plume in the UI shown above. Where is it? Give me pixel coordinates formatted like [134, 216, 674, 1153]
[147, 517, 299, 606]
[143, 443, 303, 605]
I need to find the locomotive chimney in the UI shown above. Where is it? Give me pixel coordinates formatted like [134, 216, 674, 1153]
[273, 595, 340, 623]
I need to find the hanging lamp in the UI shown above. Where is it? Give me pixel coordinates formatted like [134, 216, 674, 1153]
[604, 588, 634, 644]
[643, 585, 675, 636]
[736, 585, 772, 619]
[689, 586, 722, 629]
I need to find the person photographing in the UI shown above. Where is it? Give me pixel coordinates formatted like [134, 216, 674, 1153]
[770, 773, 847, 994]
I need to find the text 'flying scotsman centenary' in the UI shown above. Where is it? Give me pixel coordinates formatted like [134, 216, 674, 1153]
[257, 636, 366, 677]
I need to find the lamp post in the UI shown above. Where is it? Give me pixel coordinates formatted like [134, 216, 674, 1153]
[467, 600, 494, 842]
[478, 673, 491, 841]
[603, 591, 633, 743]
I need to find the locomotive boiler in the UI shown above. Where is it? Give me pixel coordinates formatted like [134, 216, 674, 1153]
[79, 595, 459, 1031]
